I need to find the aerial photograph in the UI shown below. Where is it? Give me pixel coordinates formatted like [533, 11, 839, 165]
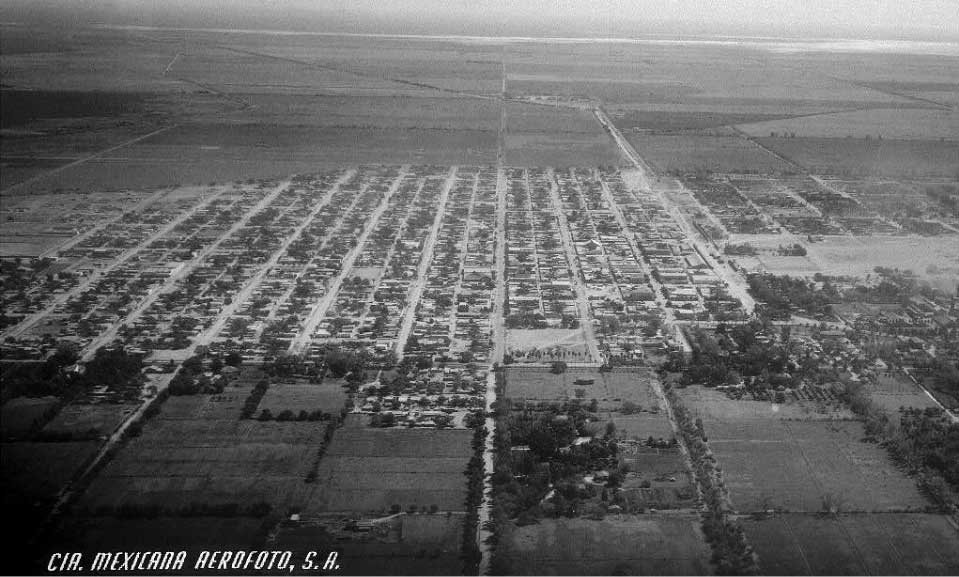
[1, 0, 957, 575]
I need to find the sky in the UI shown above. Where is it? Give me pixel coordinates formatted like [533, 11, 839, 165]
[2, 0, 958, 41]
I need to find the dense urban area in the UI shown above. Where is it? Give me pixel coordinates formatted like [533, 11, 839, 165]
[2, 17, 958, 576]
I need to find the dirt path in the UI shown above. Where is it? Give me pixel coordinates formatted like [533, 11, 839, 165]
[1, 125, 177, 196]
[545, 168, 602, 364]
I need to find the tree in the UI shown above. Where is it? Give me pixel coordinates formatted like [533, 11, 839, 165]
[225, 351, 243, 367]
[550, 361, 568, 375]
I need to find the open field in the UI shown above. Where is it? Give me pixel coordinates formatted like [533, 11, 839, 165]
[42, 402, 138, 438]
[304, 427, 473, 514]
[257, 381, 348, 415]
[495, 515, 711, 575]
[505, 367, 661, 409]
[680, 385, 854, 422]
[866, 371, 940, 416]
[592, 410, 674, 440]
[46, 516, 265, 561]
[703, 418, 926, 512]
[744, 513, 959, 575]
[756, 137, 959, 177]
[730, 234, 959, 290]
[75, 383, 325, 512]
[243, 94, 500, 129]
[807, 236, 959, 290]
[624, 133, 792, 174]
[2, 441, 99, 503]
[274, 514, 466, 576]
[738, 108, 959, 140]
[505, 132, 623, 167]
[0, 396, 58, 438]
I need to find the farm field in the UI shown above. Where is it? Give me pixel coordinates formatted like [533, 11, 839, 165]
[46, 516, 265, 559]
[738, 107, 959, 140]
[729, 233, 959, 291]
[273, 513, 466, 576]
[679, 385, 854, 422]
[504, 367, 661, 409]
[806, 236, 959, 291]
[494, 515, 711, 575]
[41, 402, 138, 438]
[504, 131, 623, 167]
[2, 441, 99, 505]
[865, 371, 940, 416]
[303, 426, 473, 514]
[76, 384, 324, 512]
[0, 395, 58, 438]
[755, 137, 959, 178]
[702, 418, 926, 513]
[241, 94, 501, 130]
[744, 513, 959, 575]
[623, 133, 793, 174]
[256, 381, 348, 416]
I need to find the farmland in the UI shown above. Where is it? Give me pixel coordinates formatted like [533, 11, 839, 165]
[494, 516, 711, 575]
[504, 367, 661, 409]
[304, 423, 474, 514]
[744, 513, 959, 575]
[622, 133, 794, 175]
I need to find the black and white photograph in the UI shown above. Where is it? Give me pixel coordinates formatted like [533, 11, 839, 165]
[1, 1, 957, 575]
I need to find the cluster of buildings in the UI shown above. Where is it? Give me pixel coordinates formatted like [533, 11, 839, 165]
[405, 166, 498, 362]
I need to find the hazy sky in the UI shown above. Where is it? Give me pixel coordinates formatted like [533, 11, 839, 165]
[3, 0, 958, 41]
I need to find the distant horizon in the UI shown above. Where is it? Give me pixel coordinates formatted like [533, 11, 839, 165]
[32, 22, 953, 57]
[2, 0, 958, 45]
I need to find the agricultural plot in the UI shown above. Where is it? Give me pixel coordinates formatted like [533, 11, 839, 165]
[41, 402, 138, 438]
[303, 426, 473, 514]
[273, 513, 466, 576]
[756, 137, 959, 178]
[76, 385, 324, 512]
[495, 515, 711, 576]
[702, 418, 926, 513]
[592, 411, 673, 441]
[130, 124, 497, 167]
[46, 516, 265, 562]
[744, 513, 959, 575]
[256, 381, 348, 416]
[680, 385, 854, 422]
[738, 107, 959, 140]
[504, 131, 625, 168]
[504, 367, 661, 409]
[0, 396, 58, 439]
[2, 441, 99, 512]
[623, 134, 792, 175]
[806, 235, 959, 291]
[866, 371, 940, 416]
[242, 94, 500, 130]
